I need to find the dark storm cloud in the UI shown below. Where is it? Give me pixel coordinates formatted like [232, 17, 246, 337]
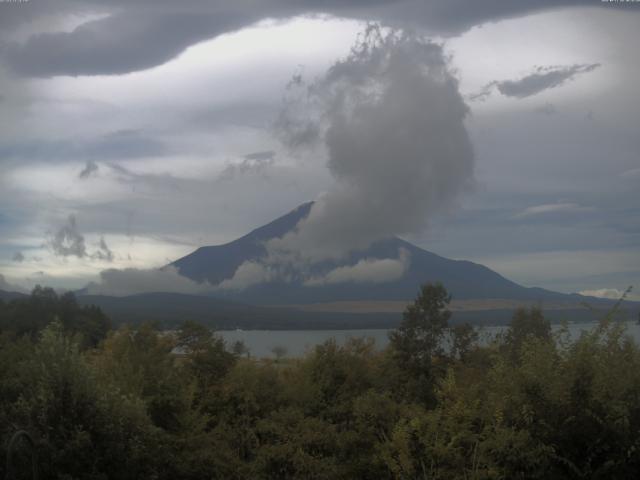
[1, 0, 601, 77]
[12, 251, 24, 263]
[4, 10, 254, 77]
[471, 64, 601, 101]
[50, 215, 87, 258]
[0, 0, 80, 33]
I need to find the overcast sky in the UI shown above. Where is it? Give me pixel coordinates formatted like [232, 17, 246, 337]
[0, 0, 638, 299]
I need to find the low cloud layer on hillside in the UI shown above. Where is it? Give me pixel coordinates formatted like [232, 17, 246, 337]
[86, 266, 211, 297]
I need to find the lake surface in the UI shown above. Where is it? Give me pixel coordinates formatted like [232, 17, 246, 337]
[219, 321, 640, 358]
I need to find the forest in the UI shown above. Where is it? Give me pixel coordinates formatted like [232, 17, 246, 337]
[1, 284, 639, 479]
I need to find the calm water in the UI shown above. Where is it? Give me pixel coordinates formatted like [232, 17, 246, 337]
[219, 322, 640, 358]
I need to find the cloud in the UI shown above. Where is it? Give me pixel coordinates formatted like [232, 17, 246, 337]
[91, 236, 114, 262]
[578, 288, 628, 300]
[218, 150, 276, 181]
[514, 202, 593, 219]
[216, 261, 277, 290]
[49, 215, 87, 258]
[85, 265, 211, 296]
[91, 129, 168, 159]
[79, 160, 99, 179]
[533, 102, 557, 115]
[272, 26, 474, 262]
[305, 248, 410, 286]
[465, 84, 495, 102]
[244, 150, 276, 162]
[49, 216, 117, 262]
[2, 0, 600, 77]
[498, 64, 601, 98]
[0, 274, 26, 293]
[471, 63, 601, 101]
[12, 252, 25, 263]
[201, 25, 474, 291]
[621, 168, 640, 179]
[4, 10, 255, 77]
[0, 130, 166, 163]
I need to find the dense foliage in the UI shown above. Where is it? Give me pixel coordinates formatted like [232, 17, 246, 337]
[1, 284, 639, 479]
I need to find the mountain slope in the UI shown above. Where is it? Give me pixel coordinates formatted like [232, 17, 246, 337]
[172, 203, 585, 305]
[173, 202, 313, 285]
[0, 289, 28, 302]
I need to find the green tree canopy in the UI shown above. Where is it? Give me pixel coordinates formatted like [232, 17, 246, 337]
[389, 282, 452, 404]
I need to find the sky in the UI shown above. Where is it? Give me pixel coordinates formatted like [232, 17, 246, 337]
[0, 0, 638, 300]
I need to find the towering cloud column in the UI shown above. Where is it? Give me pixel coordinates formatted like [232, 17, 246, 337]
[273, 25, 474, 261]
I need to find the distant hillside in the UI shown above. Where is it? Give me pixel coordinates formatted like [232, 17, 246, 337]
[76, 292, 627, 330]
[77, 292, 398, 330]
[0, 289, 27, 302]
[3, 288, 634, 330]
[78, 293, 640, 330]
[172, 203, 593, 306]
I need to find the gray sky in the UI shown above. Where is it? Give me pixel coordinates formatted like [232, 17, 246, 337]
[0, 0, 638, 299]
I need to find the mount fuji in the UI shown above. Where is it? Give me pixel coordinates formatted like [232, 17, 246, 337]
[171, 202, 584, 308]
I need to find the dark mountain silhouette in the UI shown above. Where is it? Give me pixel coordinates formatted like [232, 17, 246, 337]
[0, 289, 27, 302]
[172, 202, 587, 305]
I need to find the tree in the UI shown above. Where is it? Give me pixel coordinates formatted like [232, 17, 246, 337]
[96, 323, 192, 432]
[503, 306, 551, 359]
[271, 345, 288, 362]
[450, 323, 478, 361]
[232, 340, 250, 358]
[0, 287, 111, 347]
[389, 283, 451, 403]
[3, 321, 162, 479]
[176, 320, 236, 396]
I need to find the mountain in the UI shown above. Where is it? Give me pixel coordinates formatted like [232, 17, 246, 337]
[172, 202, 589, 306]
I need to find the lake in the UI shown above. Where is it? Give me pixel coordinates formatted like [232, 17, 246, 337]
[218, 321, 640, 358]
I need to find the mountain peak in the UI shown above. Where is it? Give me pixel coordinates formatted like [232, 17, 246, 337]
[239, 201, 314, 244]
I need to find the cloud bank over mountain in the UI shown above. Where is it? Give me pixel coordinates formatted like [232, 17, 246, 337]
[304, 248, 410, 287]
[275, 27, 473, 258]
[85, 266, 211, 297]
[212, 27, 475, 288]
